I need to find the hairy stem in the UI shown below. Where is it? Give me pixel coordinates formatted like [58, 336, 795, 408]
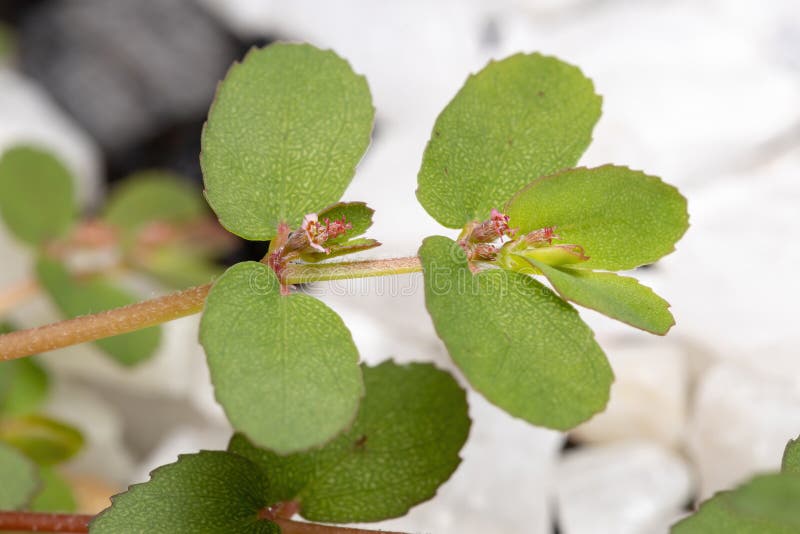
[0, 257, 422, 361]
[0, 511, 406, 533]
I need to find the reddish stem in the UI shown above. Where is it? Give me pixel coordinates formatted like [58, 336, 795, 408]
[0, 511, 406, 534]
[0, 512, 92, 532]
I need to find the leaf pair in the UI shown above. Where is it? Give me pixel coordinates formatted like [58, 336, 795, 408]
[198, 44, 379, 454]
[90, 362, 470, 531]
[416, 53, 688, 429]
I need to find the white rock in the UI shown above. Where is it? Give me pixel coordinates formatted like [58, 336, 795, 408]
[556, 441, 694, 534]
[313, 273, 454, 370]
[687, 362, 800, 500]
[652, 148, 800, 374]
[571, 339, 689, 449]
[43, 378, 136, 485]
[359, 392, 563, 534]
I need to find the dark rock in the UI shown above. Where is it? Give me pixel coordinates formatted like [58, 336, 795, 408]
[18, 0, 239, 157]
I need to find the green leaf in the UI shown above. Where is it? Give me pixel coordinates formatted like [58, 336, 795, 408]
[201, 43, 375, 240]
[0, 441, 39, 509]
[300, 237, 381, 262]
[523, 259, 674, 335]
[316, 202, 375, 245]
[104, 171, 205, 243]
[139, 247, 224, 289]
[419, 236, 612, 430]
[200, 261, 363, 454]
[0, 414, 84, 465]
[90, 451, 278, 534]
[36, 257, 161, 366]
[0, 146, 76, 246]
[29, 466, 77, 513]
[417, 53, 601, 228]
[229, 360, 470, 523]
[505, 165, 689, 270]
[782, 437, 800, 475]
[672, 474, 800, 533]
[0, 325, 49, 416]
[0, 359, 49, 416]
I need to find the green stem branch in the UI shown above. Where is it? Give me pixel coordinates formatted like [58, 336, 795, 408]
[0, 257, 422, 361]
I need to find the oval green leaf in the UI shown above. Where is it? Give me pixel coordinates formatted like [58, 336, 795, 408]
[201, 43, 375, 240]
[417, 53, 601, 228]
[420, 236, 612, 430]
[229, 360, 470, 523]
[90, 451, 278, 534]
[0, 146, 76, 246]
[199, 261, 364, 454]
[672, 474, 800, 533]
[36, 258, 161, 366]
[523, 259, 674, 335]
[506, 165, 689, 270]
[0, 414, 84, 465]
[0, 441, 39, 509]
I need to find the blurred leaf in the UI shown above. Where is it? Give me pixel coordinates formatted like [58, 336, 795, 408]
[505, 165, 689, 270]
[0, 323, 49, 416]
[29, 466, 77, 513]
[229, 360, 470, 523]
[139, 247, 224, 289]
[0, 413, 84, 465]
[300, 237, 381, 262]
[782, 436, 800, 475]
[0, 146, 76, 246]
[90, 451, 278, 533]
[523, 259, 675, 334]
[419, 236, 612, 430]
[0, 441, 39, 509]
[0, 359, 49, 417]
[672, 474, 800, 533]
[202, 43, 374, 240]
[316, 202, 375, 245]
[200, 261, 363, 454]
[35, 257, 161, 366]
[104, 171, 206, 244]
[417, 53, 601, 228]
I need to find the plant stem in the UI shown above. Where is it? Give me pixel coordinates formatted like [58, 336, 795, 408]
[0, 256, 422, 361]
[0, 511, 406, 533]
[0, 511, 92, 532]
[273, 518, 405, 534]
[282, 256, 421, 283]
[0, 277, 39, 319]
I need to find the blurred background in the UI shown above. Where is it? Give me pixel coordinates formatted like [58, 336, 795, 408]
[0, 0, 799, 532]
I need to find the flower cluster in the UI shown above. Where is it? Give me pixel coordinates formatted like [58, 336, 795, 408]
[284, 214, 352, 255]
[459, 208, 589, 271]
